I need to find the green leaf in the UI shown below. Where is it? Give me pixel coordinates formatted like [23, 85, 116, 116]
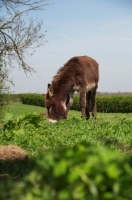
[53, 159, 68, 177]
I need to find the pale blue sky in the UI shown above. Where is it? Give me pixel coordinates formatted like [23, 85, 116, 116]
[9, 0, 132, 93]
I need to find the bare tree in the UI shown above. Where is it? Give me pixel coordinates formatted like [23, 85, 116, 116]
[0, 0, 50, 73]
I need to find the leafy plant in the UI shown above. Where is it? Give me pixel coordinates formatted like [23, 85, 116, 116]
[3, 113, 45, 131]
[0, 103, 132, 200]
[1, 142, 132, 200]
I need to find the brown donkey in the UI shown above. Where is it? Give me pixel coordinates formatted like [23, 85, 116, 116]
[45, 56, 99, 123]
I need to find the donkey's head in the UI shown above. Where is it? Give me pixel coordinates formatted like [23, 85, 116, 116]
[45, 84, 68, 123]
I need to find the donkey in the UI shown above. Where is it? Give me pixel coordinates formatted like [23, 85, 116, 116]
[45, 56, 99, 123]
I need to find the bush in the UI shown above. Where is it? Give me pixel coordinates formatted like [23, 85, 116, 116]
[0, 142, 132, 200]
[20, 93, 45, 107]
[71, 95, 80, 111]
[6, 93, 132, 113]
[96, 95, 132, 113]
[0, 93, 21, 103]
[71, 95, 132, 113]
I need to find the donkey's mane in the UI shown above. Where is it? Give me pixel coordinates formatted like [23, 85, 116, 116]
[52, 66, 65, 84]
[52, 57, 81, 87]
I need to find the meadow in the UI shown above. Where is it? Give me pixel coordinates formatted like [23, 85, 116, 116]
[1, 102, 132, 154]
[0, 102, 132, 199]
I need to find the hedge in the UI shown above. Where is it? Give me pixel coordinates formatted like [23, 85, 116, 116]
[0, 142, 132, 200]
[3, 93, 132, 113]
[20, 94, 132, 113]
[71, 95, 132, 113]
[96, 96, 132, 113]
[0, 93, 21, 102]
[20, 93, 45, 107]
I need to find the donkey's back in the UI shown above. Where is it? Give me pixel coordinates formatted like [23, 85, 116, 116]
[66, 55, 99, 87]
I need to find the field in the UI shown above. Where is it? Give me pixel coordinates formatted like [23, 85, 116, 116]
[0, 102, 132, 199]
[1, 102, 132, 154]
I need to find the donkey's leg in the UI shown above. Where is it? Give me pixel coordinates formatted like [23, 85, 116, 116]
[80, 89, 86, 118]
[65, 92, 74, 118]
[85, 91, 91, 120]
[65, 97, 73, 118]
[91, 88, 97, 120]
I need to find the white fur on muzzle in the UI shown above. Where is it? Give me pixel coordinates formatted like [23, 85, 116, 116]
[49, 119, 57, 123]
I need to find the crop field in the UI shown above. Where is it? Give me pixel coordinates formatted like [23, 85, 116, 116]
[0, 102, 132, 199]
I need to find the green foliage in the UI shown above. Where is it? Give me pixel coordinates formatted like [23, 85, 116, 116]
[1, 103, 132, 156]
[1, 142, 132, 200]
[3, 113, 44, 131]
[0, 94, 20, 122]
[0, 93, 21, 102]
[5, 93, 132, 113]
[71, 95, 132, 113]
[0, 57, 14, 96]
[97, 95, 132, 113]
[1, 103, 132, 200]
[20, 93, 45, 107]
[71, 95, 80, 111]
[1, 113, 47, 151]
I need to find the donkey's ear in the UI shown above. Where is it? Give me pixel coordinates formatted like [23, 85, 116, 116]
[47, 84, 53, 97]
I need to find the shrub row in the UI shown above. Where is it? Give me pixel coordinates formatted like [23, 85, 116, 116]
[71, 95, 132, 113]
[20, 94, 132, 113]
[0, 142, 132, 200]
[0, 93, 21, 102]
[96, 95, 132, 113]
[20, 93, 45, 107]
[2, 93, 132, 113]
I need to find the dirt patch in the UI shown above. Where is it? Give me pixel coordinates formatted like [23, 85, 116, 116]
[0, 145, 28, 161]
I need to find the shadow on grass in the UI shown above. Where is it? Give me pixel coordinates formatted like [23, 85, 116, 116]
[97, 135, 132, 155]
[0, 158, 36, 199]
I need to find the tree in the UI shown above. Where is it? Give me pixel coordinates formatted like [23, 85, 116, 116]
[0, 55, 12, 121]
[0, 1, 50, 121]
[0, 56, 13, 94]
[0, 0, 49, 73]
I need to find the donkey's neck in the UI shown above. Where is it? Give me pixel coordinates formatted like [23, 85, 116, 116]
[52, 81, 73, 102]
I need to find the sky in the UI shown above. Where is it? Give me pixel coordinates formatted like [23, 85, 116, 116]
[9, 0, 132, 93]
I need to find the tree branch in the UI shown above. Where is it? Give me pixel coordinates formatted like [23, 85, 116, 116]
[0, 0, 50, 73]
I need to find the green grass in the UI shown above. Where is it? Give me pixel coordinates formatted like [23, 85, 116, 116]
[4, 102, 46, 117]
[1, 102, 132, 156]
[1, 102, 132, 199]
[4, 102, 132, 121]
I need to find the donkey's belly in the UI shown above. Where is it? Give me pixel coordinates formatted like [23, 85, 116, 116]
[73, 83, 96, 92]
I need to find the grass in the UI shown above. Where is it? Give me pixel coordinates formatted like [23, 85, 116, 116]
[1, 102, 132, 199]
[1, 102, 132, 156]
[3, 101, 132, 121]
[4, 102, 46, 117]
